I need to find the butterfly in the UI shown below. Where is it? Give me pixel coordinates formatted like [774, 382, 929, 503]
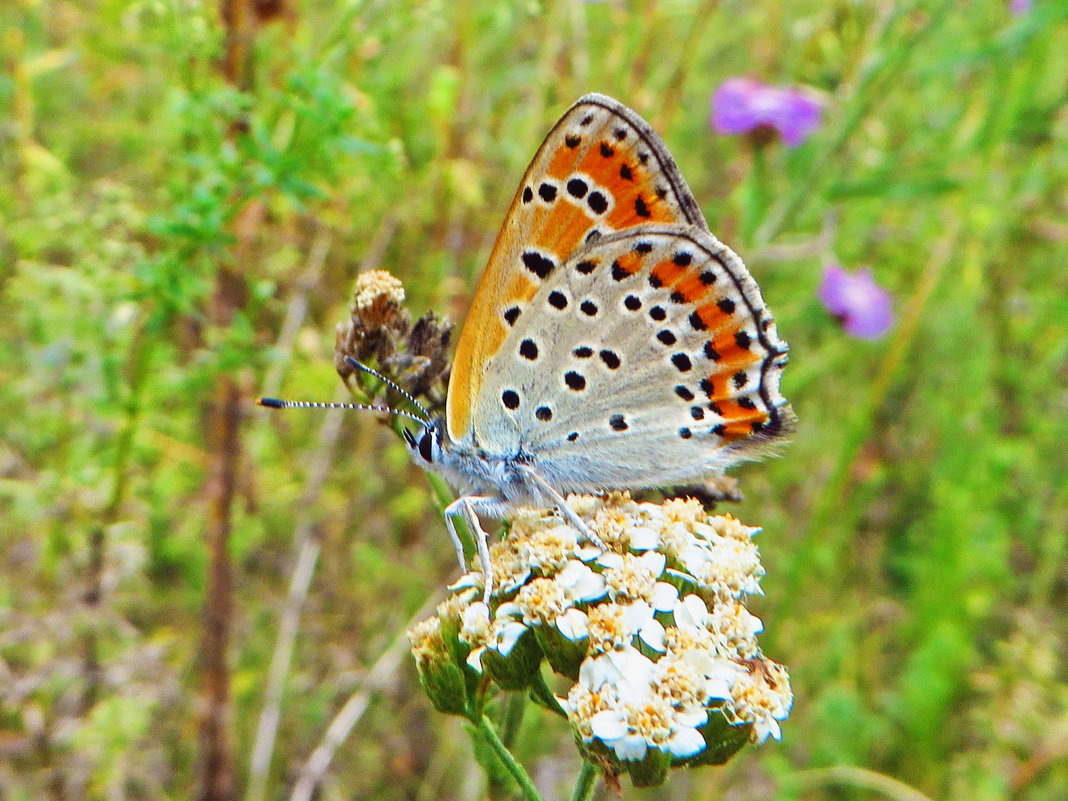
[263, 94, 793, 598]
[406, 93, 792, 591]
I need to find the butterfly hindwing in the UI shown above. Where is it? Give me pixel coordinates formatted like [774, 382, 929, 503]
[474, 224, 793, 491]
[447, 94, 709, 442]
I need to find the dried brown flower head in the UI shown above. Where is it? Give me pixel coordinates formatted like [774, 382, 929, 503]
[334, 270, 452, 414]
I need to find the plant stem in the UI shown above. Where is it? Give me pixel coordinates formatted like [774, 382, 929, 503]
[570, 760, 600, 801]
[529, 670, 567, 718]
[501, 691, 527, 748]
[743, 143, 767, 244]
[477, 714, 544, 801]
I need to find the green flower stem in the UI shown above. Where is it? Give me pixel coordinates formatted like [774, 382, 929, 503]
[743, 143, 767, 244]
[501, 691, 527, 747]
[570, 760, 600, 801]
[529, 670, 567, 718]
[477, 714, 544, 801]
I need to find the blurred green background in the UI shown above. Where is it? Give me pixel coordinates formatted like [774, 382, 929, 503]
[2, 0, 1066, 799]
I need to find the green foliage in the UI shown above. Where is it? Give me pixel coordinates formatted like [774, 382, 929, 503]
[1, 1, 1066, 800]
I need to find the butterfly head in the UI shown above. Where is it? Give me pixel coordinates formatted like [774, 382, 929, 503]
[403, 419, 446, 468]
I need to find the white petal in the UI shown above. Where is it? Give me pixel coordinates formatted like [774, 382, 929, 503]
[611, 733, 649, 761]
[665, 567, 698, 584]
[596, 551, 625, 570]
[639, 619, 666, 652]
[607, 648, 655, 696]
[495, 601, 522, 620]
[558, 561, 608, 601]
[667, 726, 706, 758]
[680, 544, 710, 574]
[466, 647, 485, 672]
[651, 582, 679, 612]
[753, 717, 781, 743]
[495, 622, 528, 656]
[556, 608, 589, 641]
[674, 594, 709, 630]
[578, 544, 602, 562]
[574, 574, 608, 602]
[638, 551, 666, 577]
[692, 522, 716, 540]
[608, 645, 654, 671]
[676, 649, 718, 682]
[448, 574, 480, 591]
[500, 568, 531, 592]
[627, 526, 659, 551]
[462, 601, 490, 623]
[620, 600, 654, 633]
[705, 676, 733, 700]
[676, 706, 709, 728]
[590, 709, 628, 741]
[580, 653, 621, 689]
[706, 658, 742, 682]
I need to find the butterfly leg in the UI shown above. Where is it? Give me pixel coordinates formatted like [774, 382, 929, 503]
[444, 495, 498, 604]
[441, 500, 471, 573]
[522, 469, 607, 551]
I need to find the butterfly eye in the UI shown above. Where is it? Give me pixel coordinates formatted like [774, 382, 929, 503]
[418, 428, 435, 463]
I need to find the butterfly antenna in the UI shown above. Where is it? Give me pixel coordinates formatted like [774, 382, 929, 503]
[256, 397, 429, 427]
[343, 357, 433, 420]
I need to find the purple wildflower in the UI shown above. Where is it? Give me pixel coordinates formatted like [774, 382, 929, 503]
[818, 265, 894, 339]
[711, 78, 823, 147]
[1009, 0, 1032, 14]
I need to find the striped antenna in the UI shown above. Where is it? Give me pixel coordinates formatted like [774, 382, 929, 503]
[344, 357, 432, 420]
[256, 397, 428, 427]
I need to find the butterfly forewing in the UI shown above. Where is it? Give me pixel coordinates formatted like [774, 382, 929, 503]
[447, 94, 710, 442]
[473, 224, 792, 491]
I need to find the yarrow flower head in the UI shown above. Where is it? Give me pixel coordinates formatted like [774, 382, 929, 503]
[711, 77, 823, 147]
[818, 263, 895, 339]
[408, 493, 792, 788]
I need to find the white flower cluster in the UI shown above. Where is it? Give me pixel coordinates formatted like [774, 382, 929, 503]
[443, 493, 792, 763]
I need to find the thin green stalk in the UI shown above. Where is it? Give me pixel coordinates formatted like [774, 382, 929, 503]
[501, 691, 527, 748]
[570, 760, 599, 801]
[743, 144, 768, 244]
[477, 714, 544, 801]
[529, 670, 567, 718]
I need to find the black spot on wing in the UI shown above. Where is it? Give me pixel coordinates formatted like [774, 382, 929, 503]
[564, 371, 587, 391]
[567, 178, 589, 198]
[522, 251, 554, 279]
[671, 353, 692, 372]
[599, 350, 621, 369]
